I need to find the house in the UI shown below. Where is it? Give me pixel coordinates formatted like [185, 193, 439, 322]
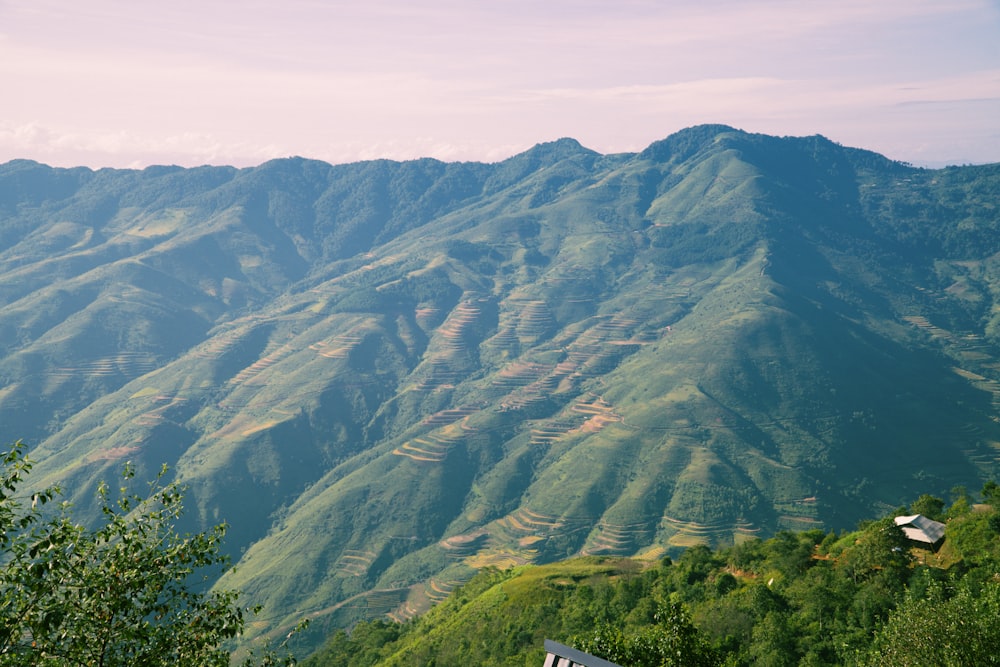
[894, 514, 946, 548]
[543, 639, 622, 667]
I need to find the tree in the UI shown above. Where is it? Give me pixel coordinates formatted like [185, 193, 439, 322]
[945, 504, 1000, 566]
[837, 517, 911, 584]
[0, 442, 299, 666]
[574, 601, 719, 667]
[948, 485, 972, 518]
[982, 480, 1000, 508]
[908, 494, 945, 521]
[863, 582, 1000, 666]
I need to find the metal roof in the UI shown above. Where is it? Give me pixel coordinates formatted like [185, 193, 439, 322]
[894, 514, 946, 544]
[543, 640, 623, 667]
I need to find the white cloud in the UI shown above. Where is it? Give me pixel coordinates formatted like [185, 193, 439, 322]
[0, 122, 283, 167]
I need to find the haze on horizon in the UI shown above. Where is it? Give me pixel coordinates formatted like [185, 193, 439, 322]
[1, 0, 998, 170]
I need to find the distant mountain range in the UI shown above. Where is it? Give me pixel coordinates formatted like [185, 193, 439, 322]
[2, 125, 999, 652]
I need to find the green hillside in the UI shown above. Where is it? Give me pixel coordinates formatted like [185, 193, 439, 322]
[1, 126, 999, 653]
[302, 486, 1000, 666]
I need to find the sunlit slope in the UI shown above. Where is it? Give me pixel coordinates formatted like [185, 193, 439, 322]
[2, 126, 999, 650]
[218, 134, 999, 646]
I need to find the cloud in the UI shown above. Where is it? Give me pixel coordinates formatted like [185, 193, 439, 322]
[1, 0, 998, 167]
[514, 68, 1000, 111]
[0, 121, 285, 167]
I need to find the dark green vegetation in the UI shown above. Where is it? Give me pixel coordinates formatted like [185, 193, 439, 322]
[1, 126, 999, 653]
[303, 486, 1000, 666]
[0, 442, 298, 666]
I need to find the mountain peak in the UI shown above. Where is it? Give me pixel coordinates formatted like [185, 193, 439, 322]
[483, 137, 600, 191]
[511, 137, 598, 164]
[638, 124, 744, 163]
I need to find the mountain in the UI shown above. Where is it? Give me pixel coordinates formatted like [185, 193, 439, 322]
[2, 126, 999, 651]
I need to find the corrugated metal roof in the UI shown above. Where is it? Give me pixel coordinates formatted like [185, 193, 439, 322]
[543, 640, 622, 667]
[894, 514, 946, 544]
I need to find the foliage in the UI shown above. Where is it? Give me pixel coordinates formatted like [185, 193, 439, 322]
[908, 494, 945, 521]
[0, 442, 299, 666]
[864, 581, 1000, 666]
[942, 501, 1000, 566]
[574, 601, 718, 667]
[303, 487, 1000, 666]
[837, 517, 911, 584]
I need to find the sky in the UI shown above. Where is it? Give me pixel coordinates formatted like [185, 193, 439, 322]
[1, 0, 999, 169]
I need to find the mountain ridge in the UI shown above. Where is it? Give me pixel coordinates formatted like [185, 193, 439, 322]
[2, 126, 999, 652]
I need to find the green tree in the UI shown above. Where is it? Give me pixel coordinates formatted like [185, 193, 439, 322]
[908, 494, 945, 521]
[0, 442, 299, 666]
[982, 480, 1000, 508]
[574, 601, 719, 667]
[946, 504, 1000, 566]
[838, 517, 911, 584]
[864, 582, 1000, 666]
[948, 485, 973, 518]
[748, 610, 797, 667]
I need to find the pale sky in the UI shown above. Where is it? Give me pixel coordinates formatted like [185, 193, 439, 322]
[1, 0, 998, 168]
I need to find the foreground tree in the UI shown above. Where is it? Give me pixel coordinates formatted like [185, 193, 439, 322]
[863, 581, 1000, 666]
[0, 442, 298, 666]
[574, 601, 719, 667]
